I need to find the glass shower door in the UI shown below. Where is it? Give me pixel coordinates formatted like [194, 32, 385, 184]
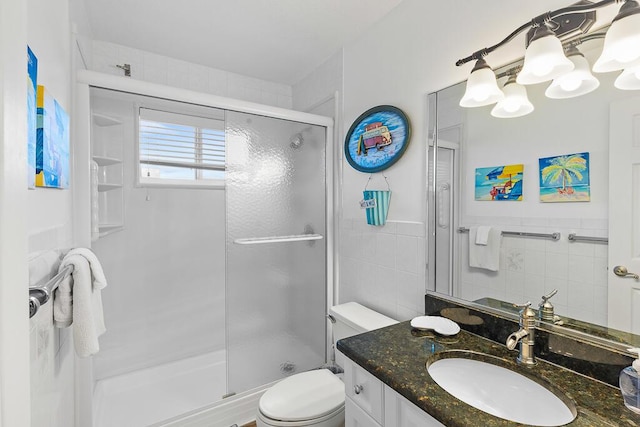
[225, 111, 327, 395]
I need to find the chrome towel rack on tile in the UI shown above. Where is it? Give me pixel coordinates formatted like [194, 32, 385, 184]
[458, 227, 560, 241]
[568, 233, 608, 244]
[234, 234, 324, 245]
[29, 264, 74, 318]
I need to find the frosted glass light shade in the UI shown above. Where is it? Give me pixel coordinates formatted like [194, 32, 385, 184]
[615, 65, 640, 90]
[546, 53, 600, 99]
[517, 27, 574, 85]
[593, 6, 640, 73]
[491, 79, 534, 118]
[460, 59, 504, 107]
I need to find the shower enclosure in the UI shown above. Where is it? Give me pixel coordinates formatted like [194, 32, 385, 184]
[75, 73, 333, 427]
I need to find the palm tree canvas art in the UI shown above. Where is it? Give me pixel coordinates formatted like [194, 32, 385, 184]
[539, 152, 590, 202]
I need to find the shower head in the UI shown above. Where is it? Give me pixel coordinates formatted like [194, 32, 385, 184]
[289, 133, 304, 149]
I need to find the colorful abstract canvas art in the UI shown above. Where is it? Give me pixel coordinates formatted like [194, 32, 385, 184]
[36, 85, 69, 189]
[475, 164, 524, 201]
[27, 46, 38, 189]
[539, 152, 590, 202]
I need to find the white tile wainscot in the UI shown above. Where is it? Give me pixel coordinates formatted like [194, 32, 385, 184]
[339, 219, 426, 321]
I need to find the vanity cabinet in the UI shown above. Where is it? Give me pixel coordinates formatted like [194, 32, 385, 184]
[341, 353, 445, 427]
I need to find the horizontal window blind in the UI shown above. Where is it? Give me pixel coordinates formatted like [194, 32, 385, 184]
[139, 108, 225, 176]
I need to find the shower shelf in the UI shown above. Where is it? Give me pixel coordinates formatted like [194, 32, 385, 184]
[93, 155, 121, 166]
[98, 183, 123, 192]
[234, 234, 324, 245]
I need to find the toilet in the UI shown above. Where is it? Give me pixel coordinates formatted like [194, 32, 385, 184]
[256, 302, 398, 427]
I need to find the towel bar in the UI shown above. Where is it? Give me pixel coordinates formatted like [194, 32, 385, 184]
[29, 264, 74, 318]
[567, 233, 608, 243]
[458, 227, 560, 241]
[234, 234, 324, 245]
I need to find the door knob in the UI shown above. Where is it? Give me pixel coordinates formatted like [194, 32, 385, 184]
[613, 265, 639, 279]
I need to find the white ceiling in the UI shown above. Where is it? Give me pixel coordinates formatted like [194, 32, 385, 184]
[83, 0, 404, 85]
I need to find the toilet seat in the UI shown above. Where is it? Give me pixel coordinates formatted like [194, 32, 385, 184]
[258, 369, 344, 423]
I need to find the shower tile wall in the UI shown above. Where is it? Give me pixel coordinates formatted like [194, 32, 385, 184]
[339, 219, 426, 321]
[459, 215, 608, 326]
[90, 40, 293, 108]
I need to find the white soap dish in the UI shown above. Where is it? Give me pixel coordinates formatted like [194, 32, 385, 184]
[410, 316, 460, 336]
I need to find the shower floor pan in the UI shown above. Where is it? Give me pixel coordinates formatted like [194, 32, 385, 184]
[93, 350, 226, 427]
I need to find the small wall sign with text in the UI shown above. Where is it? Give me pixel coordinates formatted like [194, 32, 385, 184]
[344, 105, 410, 173]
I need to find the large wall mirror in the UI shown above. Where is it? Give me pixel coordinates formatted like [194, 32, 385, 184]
[427, 32, 640, 348]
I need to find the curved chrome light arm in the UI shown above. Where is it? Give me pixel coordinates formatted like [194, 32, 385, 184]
[455, 0, 620, 67]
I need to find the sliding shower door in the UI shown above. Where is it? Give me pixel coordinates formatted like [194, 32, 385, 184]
[225, 111, 327, 395]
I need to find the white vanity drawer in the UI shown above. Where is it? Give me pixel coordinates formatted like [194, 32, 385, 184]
[343, 357, 384, 424]
[346, 396, 382, 427]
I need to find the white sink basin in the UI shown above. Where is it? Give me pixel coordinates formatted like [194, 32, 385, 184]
[427, 356, 576, 426]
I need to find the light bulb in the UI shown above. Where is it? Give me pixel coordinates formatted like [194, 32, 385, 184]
[491, 77, 534, 118]
[593, 1, 640, 73]
[460, 58, 504, 107]
[559, 77, 582, 92]
[546, 49, 599, 99]
[517, 25, 574, 85]
[615, 65, 640, 90]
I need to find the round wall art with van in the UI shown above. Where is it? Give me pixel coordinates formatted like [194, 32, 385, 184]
[344, 105, 411, 173]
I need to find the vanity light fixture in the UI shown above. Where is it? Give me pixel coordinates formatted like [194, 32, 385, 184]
[592, 0, 640, 72]
[614, 65, 640, 89]
[491, 75, 535, 118]
[517, 23, 574, 85]
[456, 0, 640, 110]
[459, 58, 504, 107]
[545, 46, 600, 98]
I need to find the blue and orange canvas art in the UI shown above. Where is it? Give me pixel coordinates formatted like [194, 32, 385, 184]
[27, 46, 37, 189]
[36, 85, 69, 189]
[475, 164, 524, 201]
[539, 152, 590, 202]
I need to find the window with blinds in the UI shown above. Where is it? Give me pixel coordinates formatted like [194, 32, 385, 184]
[138, 107, 225, 185]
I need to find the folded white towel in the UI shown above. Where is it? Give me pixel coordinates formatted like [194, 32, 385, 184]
[54, 248, 108, 358]
[475, 226, 492, 246]
[469, 227, 502, 271]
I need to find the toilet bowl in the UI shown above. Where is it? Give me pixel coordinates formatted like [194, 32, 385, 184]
[256, 302, 397, 427]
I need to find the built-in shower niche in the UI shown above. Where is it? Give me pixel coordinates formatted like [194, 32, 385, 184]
[90, 102, 124, 239]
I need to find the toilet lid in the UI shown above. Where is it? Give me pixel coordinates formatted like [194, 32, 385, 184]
[259, 369, 344, 422]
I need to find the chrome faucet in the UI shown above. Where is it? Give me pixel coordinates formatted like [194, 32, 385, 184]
[538, 289, 558, 322]
[506, 302, 537, 365]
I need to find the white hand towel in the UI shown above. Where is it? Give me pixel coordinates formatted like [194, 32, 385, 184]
[469, 227, 502, 271]
[475, 226, 492, 246]
[54, 248, 108, 358]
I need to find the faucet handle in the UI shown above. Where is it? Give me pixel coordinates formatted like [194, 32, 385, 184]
[541, 289, 558, 303]
[512, 301, 536, 321]
[538, 289, 558, 322]
[512, 301, 532, 310]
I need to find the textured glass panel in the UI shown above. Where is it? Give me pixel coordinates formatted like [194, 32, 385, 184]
[226, 111, 326, 394]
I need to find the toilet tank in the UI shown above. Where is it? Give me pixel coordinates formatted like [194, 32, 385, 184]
[329, 302, 398, 345]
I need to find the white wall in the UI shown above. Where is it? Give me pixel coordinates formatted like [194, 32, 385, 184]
[25, 1, 78, 427]
[90, 40, 294, 109]
[337, 0, 575, 319]
[0, 0, 78, 425]
[0, 0, 30, 425]
[27, 0, 73, 254]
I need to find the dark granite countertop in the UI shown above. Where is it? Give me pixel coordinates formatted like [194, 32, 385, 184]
[337, 321, 640, 427]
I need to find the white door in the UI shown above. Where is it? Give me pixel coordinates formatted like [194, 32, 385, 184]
[609, 96, 640, 333]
